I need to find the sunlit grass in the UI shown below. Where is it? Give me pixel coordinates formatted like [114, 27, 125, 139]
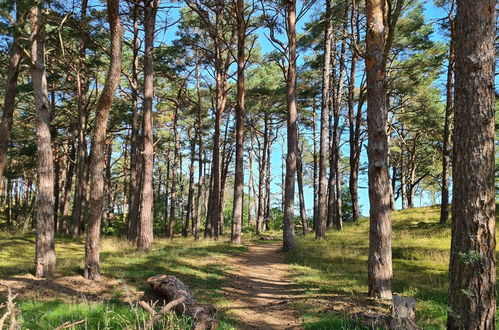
[287, 205, 498, 329]
[0, 234, 246, 329]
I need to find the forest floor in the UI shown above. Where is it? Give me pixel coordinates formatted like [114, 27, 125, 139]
[222, 243, 304, 329]
[2, 206, 498, 329]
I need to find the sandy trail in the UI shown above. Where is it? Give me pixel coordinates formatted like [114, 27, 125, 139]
[222, 242, 304, 330]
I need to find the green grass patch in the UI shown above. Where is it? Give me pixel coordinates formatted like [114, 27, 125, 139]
[286, 205, 498, 329]
[0, 235, 246, 329]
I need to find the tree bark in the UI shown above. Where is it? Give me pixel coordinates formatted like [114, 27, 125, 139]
[447, 0, 496, 328]
[439, 13, 454, 225]
[127, 0, 141, 242]
[71, 0, 89, 239]
[282, 0, 297, 252]
[296, 145, 307, 234]
[256, 117, 268, 235]
[186, 129, 196, 238]
[167, 106, 180, 240]
[147, 275, 218, 330]
[31, 3, 56, 278]
[0, 0, 22, 194]
[194, 52, 203, 240]
[137, 0, 159, 252]
[330, 36, 346, 230]
[366, 0, 392, 300]
[84, 0, 123, 280]
[316, 0, 333, 239]
[231, 0, 246, 244]
[347, 48, 362, 222]
[60, 143, 75, 233]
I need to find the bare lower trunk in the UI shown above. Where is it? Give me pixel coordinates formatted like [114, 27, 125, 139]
[440, 16, 454, 225]
[348, 49, 361, 222]
[256, 118, 268, 235]
[31, 4, 56, 278]
[366, 0, 392, 300]
[137, 0, 159, 252]
[168, 106, 180, 240]
[0, 2, 22, 193]
[312, 109, 318, 231]
[84, 0, 123, 280]
[186, 130, 196, 238]
[447, 1, 496, 328]
[282, 0, 297, 252]
[71, 0, 89, 239]
[297, 146, 307, 234]
[127, 1, 141, 242]
[316, 0, 333, 239]
[331, 36, 346, 230]
[60, 143, 75, 233]
[231, 0, 245, 244]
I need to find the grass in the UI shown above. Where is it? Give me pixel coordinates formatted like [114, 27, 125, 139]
[1, 206, 496, 329]
[287, 205, 498, 329]
[0, 234, 247, 329]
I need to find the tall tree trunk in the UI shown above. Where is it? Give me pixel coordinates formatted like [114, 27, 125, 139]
[60, 143, 75, 233]
[231, 0, 246, 244]
[84, 0, 123, 280]
[247, 143, 255, 226]
[167, 106, 180, 240]
[163, 156, 170, 236]
[348, 48, 361, 222]
[282, 0, 297, 252]
[365, 0, 392, 300]
[264, 138, 272, 231]
[447, 0, 496, 328]
[53, 154, 61, 233]
[186, 129, 196, 238]
[440, 12, 454, 225]
[31, 4, 56, 278]
[296, 145, 307, 234]
[127, 0, 141, 242]
[137, 0, 159, 252]
[194, 51, 203, 240]
[0, 0, 22, 194]
[256, 117, 268, 235]
[71, 0, 89, 239]
[316, 0, 333, 239]
[331, 36, 347, 230]
[312, 108, 318, 231]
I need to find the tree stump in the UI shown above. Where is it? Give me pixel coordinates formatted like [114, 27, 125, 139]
[389, 294, 419, 330]
[352, 294, 419, 330]
[147, 275, 218, 330]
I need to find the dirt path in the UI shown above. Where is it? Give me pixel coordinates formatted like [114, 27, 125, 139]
[221, 242, 304, 330]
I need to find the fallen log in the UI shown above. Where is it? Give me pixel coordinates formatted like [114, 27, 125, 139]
[147, 275, 218, 330]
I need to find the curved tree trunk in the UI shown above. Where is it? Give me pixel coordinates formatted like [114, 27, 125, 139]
[84, 0, 123, 280]
[447, 0, 496, 328]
